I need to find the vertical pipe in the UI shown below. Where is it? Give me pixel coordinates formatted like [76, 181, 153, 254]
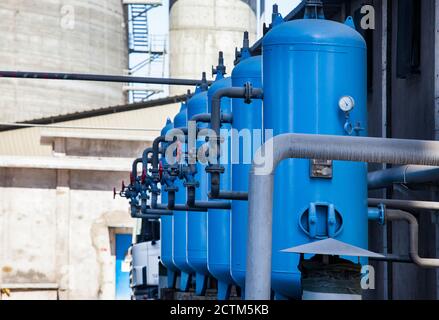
[381, 0, 390, 300]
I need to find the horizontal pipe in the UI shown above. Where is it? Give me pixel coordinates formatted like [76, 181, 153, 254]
[369, 254, 412, 264]
[0, 71, 213, 86]
[131, 207, 173, 217]
[209, 191, 248, 200]
[386, 210, 439, 268]
[155, 203, 207, 212]
[192, 201, 231, 210]
[246, 133, 439, 300]
[368, 165, 439, 190]
[190, 113, 233, 124]
[368, 198, 439, 211]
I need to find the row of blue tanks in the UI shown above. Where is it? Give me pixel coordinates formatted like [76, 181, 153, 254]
[132, 2, 368, 300]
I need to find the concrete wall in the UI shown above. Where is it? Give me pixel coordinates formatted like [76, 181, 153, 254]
[0, 134, 151, 300]
[169, 0, 257, 95]
[0, 0, 128, 122]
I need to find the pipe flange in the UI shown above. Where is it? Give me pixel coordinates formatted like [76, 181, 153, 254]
[244, 82, 253, 104]
[184, 181, 200, 189]
[206, 164, 225, 174]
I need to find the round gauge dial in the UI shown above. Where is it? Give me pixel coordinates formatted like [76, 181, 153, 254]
[338, 96, 355, 113]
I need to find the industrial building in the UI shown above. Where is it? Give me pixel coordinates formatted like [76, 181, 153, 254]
[1, 0, 439, 302]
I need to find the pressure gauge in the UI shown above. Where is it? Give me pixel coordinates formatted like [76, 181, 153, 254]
[338, 96, 355, 113]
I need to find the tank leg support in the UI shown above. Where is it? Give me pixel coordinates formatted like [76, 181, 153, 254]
[274, 292, 289, 300]
[217, 281, 232, 300]
[166, 270, 177, 288]
[195, 273, 208, 296]
[180, 272, 191, 292]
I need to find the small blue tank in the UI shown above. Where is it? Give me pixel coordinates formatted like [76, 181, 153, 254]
[172, 102, 195, 291]
[160, 118, 178, 288]
[262, 11, 367, 299]
[230, 49, 263, 296]
[206, 61, 234, 300]
[186, 85, 210, 295]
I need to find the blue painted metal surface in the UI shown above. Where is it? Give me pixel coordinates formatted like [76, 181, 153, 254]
[159, 118, 179, 289]
[115, 234, 132, 300]
[230, 54, 262, 295]
[186, 87, 210, 295]
[207, 73, 234, 300]
[171, 102, 195, 291]
[262, 16, 367, 299]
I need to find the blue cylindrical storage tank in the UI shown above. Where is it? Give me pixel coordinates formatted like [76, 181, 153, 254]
[206, 75, 234, 300]
[230, 54, 262, 294]
[262, 17, 367, 299]
[186, 86, 210, 295]
[160, 118, 178, 288]
[172, 102, 195, 291]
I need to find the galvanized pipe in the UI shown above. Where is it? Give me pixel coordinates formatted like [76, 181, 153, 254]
[0, 70, 213, 86]
[386, 210, 439, 268]
[368, 165, 439, 190]
[246, 133, 439, 300]
[368, 198, 439, 211]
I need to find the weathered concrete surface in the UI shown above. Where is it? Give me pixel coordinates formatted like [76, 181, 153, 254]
[0, 135, 150, 299]
[0, 0, 128, 122]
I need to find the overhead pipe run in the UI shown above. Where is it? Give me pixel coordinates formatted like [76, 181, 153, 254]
[368, 198, 439, 212]
[245, 133, 439, 300]
[368, 165, 439, 190]
[0, 71, 213, 86]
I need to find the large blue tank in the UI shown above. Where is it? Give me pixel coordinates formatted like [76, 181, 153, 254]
[262, 16, 367, 299]
[230, 53, 262, 295]
[206, 72, 234, 300]
[172, 102, 195, 291]
[186, 86, 210, 295]
[160, 118, 178, 288]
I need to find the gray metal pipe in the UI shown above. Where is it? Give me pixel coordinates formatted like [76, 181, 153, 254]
[246, 133, 439, 300]
[368, 165, 439, 190]
[368, 198, 439, 211]
[386, 210, 439, 267]
[0, 70, 213, 86]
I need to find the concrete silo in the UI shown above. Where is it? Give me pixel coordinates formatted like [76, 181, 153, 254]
[169, 0, 257, 95]
[0, 0, 128, 122]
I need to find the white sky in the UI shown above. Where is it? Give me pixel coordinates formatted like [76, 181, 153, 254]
[263, 0, 302, 24]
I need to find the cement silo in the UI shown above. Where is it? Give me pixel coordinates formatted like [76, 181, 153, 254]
[0, 0, 128, 122]
[169, 0, 257, 95]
